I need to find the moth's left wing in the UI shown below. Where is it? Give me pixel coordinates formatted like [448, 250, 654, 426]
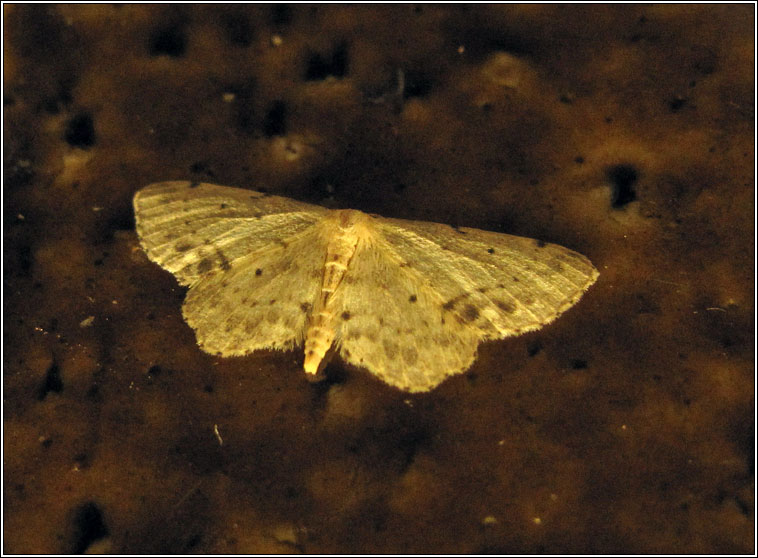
[133, 181, 328, 286]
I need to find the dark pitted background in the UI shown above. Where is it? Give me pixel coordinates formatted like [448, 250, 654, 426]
[3, 4, 754, 554]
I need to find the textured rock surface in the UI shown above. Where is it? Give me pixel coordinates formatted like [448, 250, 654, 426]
[4, 4, 753, 553]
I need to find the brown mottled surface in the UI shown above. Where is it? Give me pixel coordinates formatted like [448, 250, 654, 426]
[3, 4, 753, 554]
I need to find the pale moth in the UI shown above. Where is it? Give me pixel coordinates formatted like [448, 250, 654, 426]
[133, 181, 598, 392]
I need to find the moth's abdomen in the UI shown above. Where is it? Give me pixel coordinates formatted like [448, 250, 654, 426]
[303, 310, 336, 373]
[302, 214, 364, 374]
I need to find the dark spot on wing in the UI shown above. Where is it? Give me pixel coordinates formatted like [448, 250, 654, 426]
[197, 258, 214, 274]
[269, 299, 276, 305]
[341, 311, 351, 320]
[494, 299, 516, 313]
[300, 302, 312, 313]
[215, 248, 231, 271]
[442, 292, 471, 311]
[345, 330, 361, 340]
[487, 248, 495, 254]
[175, 242, 192, 252]
[461, 304, 479, 322]
[383, 339, 398, 359]
[255, 268, 263, 276]
[409, 294, 417, 303]
[548, 260, 564, 272]
[220, 203, 228, 209]
[402, 346, 418, 366]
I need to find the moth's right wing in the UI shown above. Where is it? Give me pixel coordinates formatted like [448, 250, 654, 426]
[374, 216, 598, 339]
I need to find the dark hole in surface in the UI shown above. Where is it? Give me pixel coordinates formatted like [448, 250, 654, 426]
[270, 4, 293, 26]
[70, 502, 109, 553]
[148, 26, 187, 57]
[668, 96, 687, 112]
[304, 41, 349, 80]
[42, 76, 76, 114]
[263, 100, 287, 136]
[37, 362, 63, 400]
[402, 69, 434, 98]
[221, 13, 253, 47]
[227, 81, 257, 136]
[64, 113, 96, 148]
[570, 358, 588, 370]
[606, 164, 638, 208]
[396, 427, 430, 470]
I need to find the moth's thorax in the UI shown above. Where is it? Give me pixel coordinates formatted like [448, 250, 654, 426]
[328, 209, 375, 243]
[303, 209, 372, 374]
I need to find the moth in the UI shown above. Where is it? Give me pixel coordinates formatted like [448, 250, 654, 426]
[133, 181, 598, 392]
